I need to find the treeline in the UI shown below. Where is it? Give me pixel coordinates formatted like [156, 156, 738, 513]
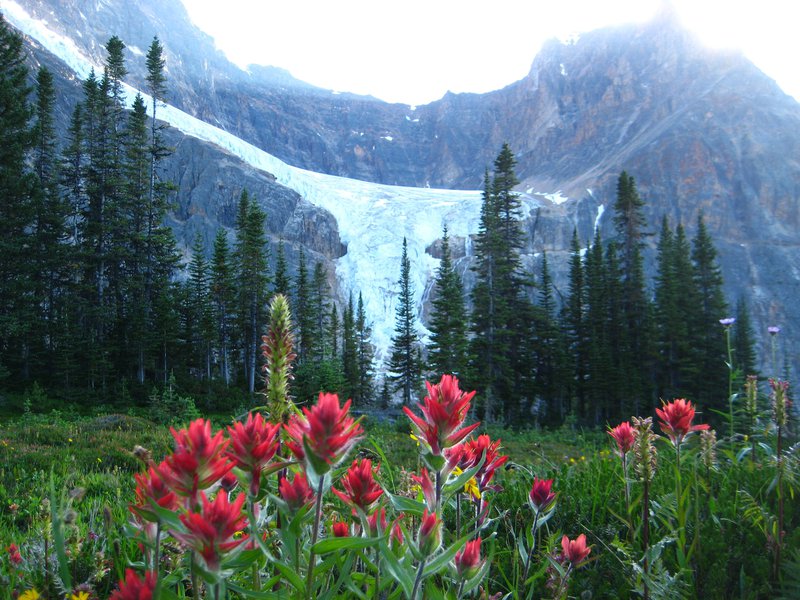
[0, 20, 374, 407]
[391, 145, 755, 427]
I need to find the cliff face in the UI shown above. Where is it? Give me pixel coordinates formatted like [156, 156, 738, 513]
[8, 0, 800, 370]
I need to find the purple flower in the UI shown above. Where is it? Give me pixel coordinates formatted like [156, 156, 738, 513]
[719, 318, 735, 327]
[768, 326, 780, 335]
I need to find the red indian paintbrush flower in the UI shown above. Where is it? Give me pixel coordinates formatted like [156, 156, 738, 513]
[130, 461, 179, 525]
[332, 458, 384, 514]
[404, 374, 480, 456]
[459, 434, 509, 494]
[332, 520, 349, 537]
[656, 398, 709, 446]
[162, 419, 233, 505]
[410, 467, 437, 511]
[226, 412, 281, 497]
[455, 537, 484, 580]
[278, 472, 315, 513]
[172, 490, 247, 573]
[7, 543, 22, 566]
[109, 569, 157, 600]
[418, 509, 442, 555]
[528, 477, 556, 513]
[608, 422, 635, 457]
[366, 506, 388, 537]
[284, 392, 363, 473]
[561, 534, 591, 567]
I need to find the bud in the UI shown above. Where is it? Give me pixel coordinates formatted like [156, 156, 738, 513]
[418, 509, 442, 556]
[632, 417, 657, 482]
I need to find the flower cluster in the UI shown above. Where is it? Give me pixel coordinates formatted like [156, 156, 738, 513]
[656, 398, 709, 447]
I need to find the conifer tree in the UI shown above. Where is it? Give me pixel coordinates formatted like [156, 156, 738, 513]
[563, 229, 586, 418]
[356, 292, 375, 405]
[210, 230, 235, 384]
[342, 293, 359, 400]
[311, 262, 330, 361]
[188, 235, 214, 381]
[273, 238, 291, 297]
[234, 190, 270, 394]
[389, 238, 419, 405]
[293, 248, 313, 362]
[733, 297, 757, 377]
[690, 213, 728, 410]
[428, 224, 468, 378]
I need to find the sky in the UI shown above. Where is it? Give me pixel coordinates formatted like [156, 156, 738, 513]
[180, 0, 800, 106]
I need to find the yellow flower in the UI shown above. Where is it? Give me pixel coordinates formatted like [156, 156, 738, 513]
[19, 590, 40, 600]
[410, 433, 420, 447]
[569, 457, 576, 464]
[71, 592, 90, 600]
[464, 476, 481, 500]
[68, 438, 73, 443]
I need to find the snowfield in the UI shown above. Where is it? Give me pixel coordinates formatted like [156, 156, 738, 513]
[3, 0, 554, 363]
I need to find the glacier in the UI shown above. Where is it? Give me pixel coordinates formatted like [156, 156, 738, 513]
[2, 0, 551, 365]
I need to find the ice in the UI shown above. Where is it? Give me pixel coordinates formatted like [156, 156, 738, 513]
[3, 0, 542, 365]
[594, 204, 605, 234]
[542, 191, 569, 205]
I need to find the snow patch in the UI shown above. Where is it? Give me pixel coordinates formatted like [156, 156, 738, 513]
[593, 204, 605, 234]
[560, 63, 567, 76]
[128, 45, 143, 57]
[382, 135, 393, 141]
[542, 191, 569, 205]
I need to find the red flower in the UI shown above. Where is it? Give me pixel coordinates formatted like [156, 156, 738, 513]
[656, 398, 709, 446]
[110, 569, 157, 600]
[455, 537, 484, 580]
[561, 534, 591, 567]
[366, 507, 388, 537]
[404, 374, 480, 456]
[227, 412, 281, 496]
[608, 422, 635, 456]
[459, 434, 509, 493]
[410, 467, 436, 511]
[391, 519, 405, 549]
[332, 520, 349, 537]
[278, 473, 315, 513]
[284, 393, 363, 472]
[130, 461, 179, 526]
[332, 458, 384, 514]
[418, 509, 442, 555]
[7, 543, 22, 566]
[528, 478, 556, 513]
[172, 491, 247, 573]
[162, 419, 233, 505]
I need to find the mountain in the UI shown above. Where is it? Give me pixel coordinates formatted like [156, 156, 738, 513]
[3, 0, 799, 375]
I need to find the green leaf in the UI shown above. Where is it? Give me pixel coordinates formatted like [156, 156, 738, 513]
[273, 560, 306, 592]
[423, 533, 471, 576]
[378, 540, 414, 598]
[313, 534, 383, 554]
[49, 471, 72, 590]
[387, 490, 427, 516]
[227, 583, 283, 599]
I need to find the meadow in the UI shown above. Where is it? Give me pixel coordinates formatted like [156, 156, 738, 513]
[0, 375, 797, 600]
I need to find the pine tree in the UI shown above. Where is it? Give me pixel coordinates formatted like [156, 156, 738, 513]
[428, 224, 468, 378]
[210, 230, 235, 384]
[356, 292, 375, 405]
[690, 213, 728, 411]
[389, 238, 419, 405]
[273, 238, 291, 297]
[733, 297, 757, 377]
[234, 190, 270, 394]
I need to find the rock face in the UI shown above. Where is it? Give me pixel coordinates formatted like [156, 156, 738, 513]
[8, 0, 800, 373]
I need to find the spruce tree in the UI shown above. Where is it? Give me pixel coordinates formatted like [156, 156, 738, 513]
[389, 238, 419, 405]
[356, 292, 375, 405]
[273, 238, 291, 297]
[188, 234, 214, 381]
[428, 224, 468, 378]
[733, 297, 757, 377]
[563, 229, 586, 419]
[210, 230, 235, 384]
[342, 293, 359, 400]
[293, 248, 313, 363]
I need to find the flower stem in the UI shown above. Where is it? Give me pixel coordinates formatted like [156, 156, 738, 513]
[410, 555, 428, 600]
[520, 509, 540, 598]
[248, 496, 261, 591]
[643, 480, 650, 600]
[305, 477, 326, 600]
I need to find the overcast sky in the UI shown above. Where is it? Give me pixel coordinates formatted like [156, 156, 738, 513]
[180, 0, 800, 106]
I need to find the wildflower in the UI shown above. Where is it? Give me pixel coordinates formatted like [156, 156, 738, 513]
[632, 417, 657, 482]
[656, 398, 709, 446]
[768, 326, 781, 335]
[172, 490, 248, 573]
[332, 520, 349, 537]
[366, 507, 388, 536]
[70, 592, 90, 600]
[528, 478, 556, 513]
[608, 422, 635, 456]
[109, 569, 157, 600]
[8, 543, 22, 566]
[332, 458, 384, 514]
[162, 419, 233, 504]
[700, 429, 717, 470]
[278, 472, 315, 513]
[458, 434, 509, 496]
[220, 471, 239, 493]
[719, 317, 735, 327]
[19, 591, 41, 600]
[418, 509, 442, 555]
[404, 374, 480, 457]
[226, 412, 281, 497]
[561, 534, 591, 567]
[463, 474, 481, 500]
[391, 519, 405, 549]
[130, 462, 179, 526]
[455, 537, 484, 580]
[410, 468, 436, 511]
[770, 379, 791, 427]
[284, 392, 363, 474]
